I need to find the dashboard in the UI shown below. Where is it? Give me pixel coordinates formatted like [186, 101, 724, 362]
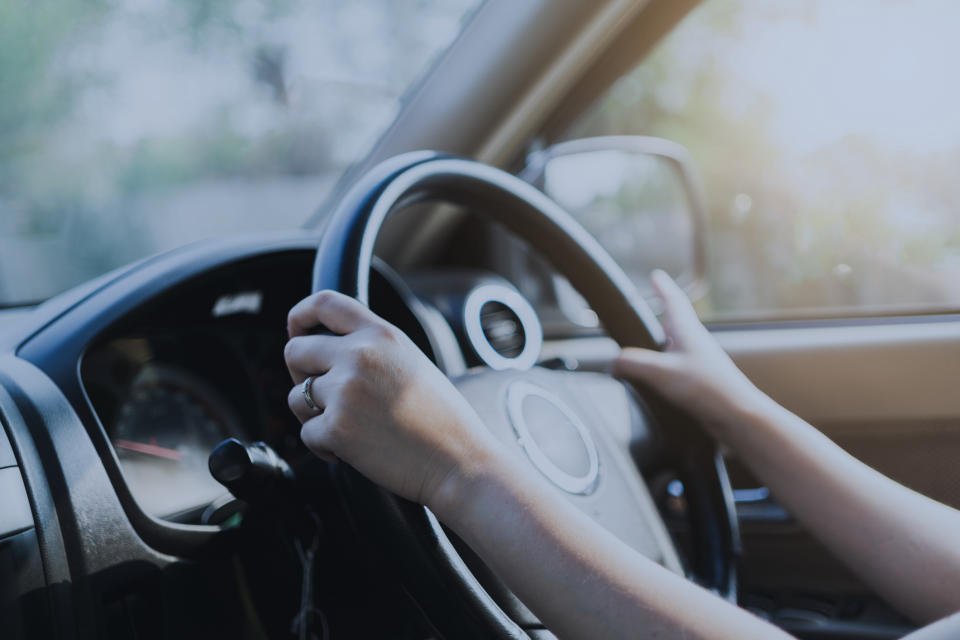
[0, 233, 562, 639]
[80, 249, 313, 522]
[76, 245, 545, 525]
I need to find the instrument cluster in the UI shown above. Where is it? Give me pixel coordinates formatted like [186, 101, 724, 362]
[79, 249, 542, 523]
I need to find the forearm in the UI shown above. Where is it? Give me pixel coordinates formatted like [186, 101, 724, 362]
[721, 393, 960, 622]
[611, 271, 960, 625]
[430, 443, 792, 640]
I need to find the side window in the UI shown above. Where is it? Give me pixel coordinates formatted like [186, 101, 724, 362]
[561, 0, 960, 321]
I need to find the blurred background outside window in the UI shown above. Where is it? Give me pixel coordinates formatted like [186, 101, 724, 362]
[0, 0, 478, 305]
[566, 0, 960, 321]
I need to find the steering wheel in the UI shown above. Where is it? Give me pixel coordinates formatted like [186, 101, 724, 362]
[313, 152, 739, 638]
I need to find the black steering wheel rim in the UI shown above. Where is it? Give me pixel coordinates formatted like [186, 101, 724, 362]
[314, 152, 665, 349]
[312, 152, 738, 639]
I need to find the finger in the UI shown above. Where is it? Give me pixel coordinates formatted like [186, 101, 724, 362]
[300, 416, 339, 463]
[287, 377, 328, 423]
[284, 334, 342, 384]
[300, 413, 343, 462]
[288, 290, 378, 338]
[613, 347, 681, 385]
[650, 270, 701, 347]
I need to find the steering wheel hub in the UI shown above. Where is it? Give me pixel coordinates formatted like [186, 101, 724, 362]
[505, 379, 600, 495]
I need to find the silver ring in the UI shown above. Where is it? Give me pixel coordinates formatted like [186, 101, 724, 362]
[302, 375, 319, 412]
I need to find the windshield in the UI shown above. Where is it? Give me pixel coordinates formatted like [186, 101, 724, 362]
[0, 0, 479, 306]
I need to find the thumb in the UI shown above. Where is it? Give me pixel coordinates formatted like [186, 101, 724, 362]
[650, 270, 702, 348]
[613, 347, 681, 386]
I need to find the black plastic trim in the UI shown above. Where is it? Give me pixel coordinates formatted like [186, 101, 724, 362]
[0, 409, 15, 469]
[0, 528, 53, 639]
[0, 359, 77, 639]
[15, 235, 321, 557]
[0, 467, 34, 539]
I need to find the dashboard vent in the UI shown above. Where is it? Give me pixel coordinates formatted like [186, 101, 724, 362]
[479, 301, 526, 358]
[463, 283, 542, 370]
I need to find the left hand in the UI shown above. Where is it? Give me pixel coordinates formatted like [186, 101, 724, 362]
[613, 270, 763, 442]
[284, 290, 501, 510]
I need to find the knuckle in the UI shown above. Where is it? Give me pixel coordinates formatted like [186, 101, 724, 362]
[350, 340, 379, 368]
[311, 290, 335, 311]
[340, 375, 367, 403]
[300, 421, 325, 452]
[322, 416, 348, 449]
[372, 322, 398, 342]
[286, 303, 301, 327]
[385, 327, 407, 348]
[287, 385, 303, 413]
[287, 385, 306, 422]
[283, 337, 302, 363]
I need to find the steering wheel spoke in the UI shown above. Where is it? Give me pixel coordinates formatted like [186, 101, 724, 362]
[455, 367, 684, 574]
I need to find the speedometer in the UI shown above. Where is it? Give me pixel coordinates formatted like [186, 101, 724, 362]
[112, 364, 241, 519]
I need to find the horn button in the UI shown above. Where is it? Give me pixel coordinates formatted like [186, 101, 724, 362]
[506, 380, 600, 495]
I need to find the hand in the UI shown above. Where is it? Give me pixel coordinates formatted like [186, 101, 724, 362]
[613, 270, 764, 440]
[284, 291, 499, 510]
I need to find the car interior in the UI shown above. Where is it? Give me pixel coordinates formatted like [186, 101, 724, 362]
[2, 1, 959, 639]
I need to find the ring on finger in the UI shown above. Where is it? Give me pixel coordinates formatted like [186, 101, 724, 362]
[302, 375, 321, 412]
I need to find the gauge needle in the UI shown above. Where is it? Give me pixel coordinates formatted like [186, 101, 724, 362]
[114, 439, 182, 461]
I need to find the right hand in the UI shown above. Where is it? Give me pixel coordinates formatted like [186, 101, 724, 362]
[613, 270, 764, 440]
[283, 290, 503, 515]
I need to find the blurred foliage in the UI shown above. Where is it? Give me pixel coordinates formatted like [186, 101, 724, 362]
[0, 0, 107, 187]
[568, 0, 960, 318]
[0, 0, 475, 302]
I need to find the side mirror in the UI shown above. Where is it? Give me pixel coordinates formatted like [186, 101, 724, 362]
[521, 136, 708, 312]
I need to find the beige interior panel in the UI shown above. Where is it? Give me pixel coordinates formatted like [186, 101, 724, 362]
[718, 321, 960, 425]
[719, 321, 960, 504]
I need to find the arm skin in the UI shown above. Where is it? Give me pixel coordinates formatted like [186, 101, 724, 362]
[709, 391, 960, 624]
[429, 431, 793, 640]
[615, 271, 960, 628]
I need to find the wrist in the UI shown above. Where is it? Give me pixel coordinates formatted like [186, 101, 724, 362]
[710, 383, 783, 447]
[425, 434, 514, 525]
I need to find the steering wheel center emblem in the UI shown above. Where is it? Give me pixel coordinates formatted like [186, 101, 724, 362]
[506, 380, 600, 495]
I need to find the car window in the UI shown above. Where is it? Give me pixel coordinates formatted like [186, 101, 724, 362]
[0, 0, 479, 306]
[561, 0, 960, 321]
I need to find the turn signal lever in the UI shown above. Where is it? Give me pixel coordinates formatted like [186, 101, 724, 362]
[208, 439, 328, 639]
[208, 438, 295, 504]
